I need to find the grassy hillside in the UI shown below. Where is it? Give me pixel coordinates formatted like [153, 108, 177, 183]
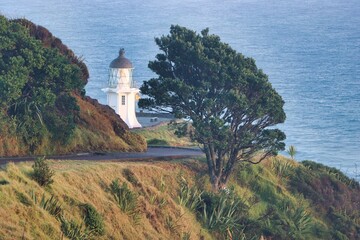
[0, 155, 359, 240]
[0, 160, 212, 240]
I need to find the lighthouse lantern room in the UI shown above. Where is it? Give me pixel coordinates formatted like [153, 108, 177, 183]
[102, 49, 141, 128]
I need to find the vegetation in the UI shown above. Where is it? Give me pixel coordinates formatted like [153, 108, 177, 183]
[139, 25, 286, 190]
[36, 194, 63, 218]
[287, 145, 297, 160]
[31, 157, 55, 187]
[0, 15, 83, 152]
[0, 157, 358, 239]
[133, 121, 196, 147]
[0, 14, 358, 240]
[60, 217, 91, 240]
[0, 15, 146, 156]
[110, 179, 139, 216]
[80, 203, 105, 236]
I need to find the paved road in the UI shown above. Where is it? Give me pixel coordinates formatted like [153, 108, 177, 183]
[0, 147, 204, 165]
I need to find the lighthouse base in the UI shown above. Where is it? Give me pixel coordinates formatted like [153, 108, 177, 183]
[102, 87, 142, 129]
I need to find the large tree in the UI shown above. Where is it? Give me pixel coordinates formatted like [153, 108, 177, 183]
[0, 15, 84, 151]
[139, 25, 286, 191]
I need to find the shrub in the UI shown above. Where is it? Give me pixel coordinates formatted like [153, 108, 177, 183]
[272, 158, 294, 179]
[288, 207, 313, 239]
[287, 145, 297, 160]
[80, 203, 105, 236]
[200, 190, 248, 237]
[110, 179, 138, 214]
[40, 195, 63, 219]
[60, 217, 90, 240]
[177, 177, 203, 210]
[30, 191, 63, 218]
[32, 157, 54, 187]
[147, 138, 168, 145]
[301, 160, 359, 189]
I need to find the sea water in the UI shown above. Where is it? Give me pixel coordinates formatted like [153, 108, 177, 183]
[2, 0, 359, 181]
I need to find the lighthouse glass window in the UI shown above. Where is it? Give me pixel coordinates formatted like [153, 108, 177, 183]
[121, 95, 126, 105]
[119, 69, 129, 87]
[108, 69, 118, 87]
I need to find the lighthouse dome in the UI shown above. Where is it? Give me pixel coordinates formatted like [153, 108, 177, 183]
[109, 49, 133, 68]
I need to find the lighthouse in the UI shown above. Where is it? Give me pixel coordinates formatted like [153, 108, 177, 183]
[102, 49, 142, 128]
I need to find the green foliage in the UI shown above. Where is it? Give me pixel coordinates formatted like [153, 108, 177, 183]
[110, 179, 140, 222]
[31, 157, 54, 187]
[287, 145, 297, 160]
[176, 176, 249, 238]
[301, 160, 359, 188]
[177, 177, 203, 210]
[139, 25, 286, 190]
[0, 15, 85, 153]
[80, 203, 105, 236]
[287, 207, 313, 239]
[147, 138, 168, 146]
[15, 191, 32, 206]
[60, 217, 91, 240]
[30, 191, 63, 218]
[327, 208, 360, 239]
[200, 190, 247, 237]
[39, 195, 63, 219]
[272, 158, 294, 179]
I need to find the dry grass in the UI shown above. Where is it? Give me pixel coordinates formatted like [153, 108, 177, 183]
[0, 95, 146, 156]
[0, 160, 212, 240]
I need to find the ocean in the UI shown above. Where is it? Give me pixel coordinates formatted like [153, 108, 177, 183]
[2, 0, 359, 180]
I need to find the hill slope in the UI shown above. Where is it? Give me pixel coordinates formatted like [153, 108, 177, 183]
[0, 156, 359, 240]
[0, 15, 146, 156]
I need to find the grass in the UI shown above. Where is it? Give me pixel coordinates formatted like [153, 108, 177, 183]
[0, 94, 147, 157]
[0, 160, 212, 240]
[0, 154, 359, 239]
[133, 122, 197, 147]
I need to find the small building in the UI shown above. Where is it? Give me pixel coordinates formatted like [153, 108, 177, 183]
[102, 49, 142, 128]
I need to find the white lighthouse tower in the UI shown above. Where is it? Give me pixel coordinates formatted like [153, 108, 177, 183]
[102, 49, 142, 128]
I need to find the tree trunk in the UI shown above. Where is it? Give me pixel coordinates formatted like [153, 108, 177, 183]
[210, 171, 229, 192]
[205, 145, 234, 192]
[210, 174, 221, 192]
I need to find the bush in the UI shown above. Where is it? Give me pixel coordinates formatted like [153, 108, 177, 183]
[177, 177, 203, 210]
[110, 179, 139, 214]
[272, 158, 294, 179]
[80, 203, 105, 236]
[200, 191, 246, 235]
[40, 195, 62, 219]
[32, 157, 54, 187]
[60, 217, 90, 240]
[301, 160, 359, 189]
[147, 138, 168, 145]
[29, 191, 63, 218]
